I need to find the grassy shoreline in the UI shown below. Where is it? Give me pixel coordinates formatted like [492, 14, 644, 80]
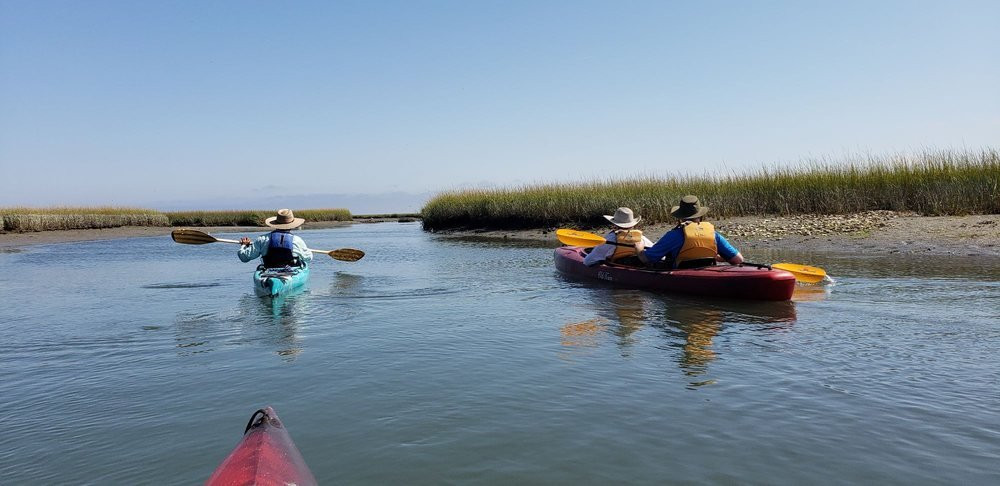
[421, 149, 999, 230]
[0, 207, 352, 233]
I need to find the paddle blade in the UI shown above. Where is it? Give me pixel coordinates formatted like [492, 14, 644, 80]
[329, 248, 365, 262]
[171, 229, 218, 245]
[556, 229, 607, 248]
[773, 263, 827, 283]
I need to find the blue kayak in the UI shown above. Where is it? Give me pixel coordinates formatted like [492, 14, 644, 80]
[253, 264, 310, 297]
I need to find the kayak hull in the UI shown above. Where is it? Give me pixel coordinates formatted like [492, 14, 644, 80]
[253, 265, 310, 297]
[554, 246, 796, 301]
[206, 407, 317, 486]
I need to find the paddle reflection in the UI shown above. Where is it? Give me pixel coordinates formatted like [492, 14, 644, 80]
[330, 271, 365, 294]
[560, 317, 605, 348]
[792, 284, 832, 302]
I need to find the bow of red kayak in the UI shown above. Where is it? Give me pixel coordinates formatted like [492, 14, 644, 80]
[206, 407, 317, 486]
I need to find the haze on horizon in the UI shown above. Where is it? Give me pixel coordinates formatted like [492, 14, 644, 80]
[2, 1, 998, 213]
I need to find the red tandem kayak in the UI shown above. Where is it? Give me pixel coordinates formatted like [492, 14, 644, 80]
[206, 407, 317, 486]
[554, 246, 796, 301]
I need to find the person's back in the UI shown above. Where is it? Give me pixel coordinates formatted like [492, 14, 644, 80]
[238, 209, 313, 268]
[637, 196, 743, 268]
[584, 208, 654, 267]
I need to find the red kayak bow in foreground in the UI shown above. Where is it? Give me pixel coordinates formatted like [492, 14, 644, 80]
[206, 407, 317, 486]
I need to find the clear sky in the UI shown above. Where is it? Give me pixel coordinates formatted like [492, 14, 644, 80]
[1, 0, 997, 211]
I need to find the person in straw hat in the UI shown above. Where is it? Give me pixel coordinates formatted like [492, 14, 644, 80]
[637, 195, 744, 269]
[237, 209, 313, 269]
[583, 207, 654, 267]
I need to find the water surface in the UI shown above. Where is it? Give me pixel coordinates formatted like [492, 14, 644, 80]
[1, 222, 998, 484]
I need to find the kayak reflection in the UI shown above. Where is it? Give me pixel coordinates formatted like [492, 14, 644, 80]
[172, 292, 308, 361]
[562, 284, 798, 386]
[249, 293, 307, 360]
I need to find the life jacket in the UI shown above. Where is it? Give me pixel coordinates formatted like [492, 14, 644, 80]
[261, 231, 297, 268]
[610, 229, 644, 262]
[676, 221, 717, 268]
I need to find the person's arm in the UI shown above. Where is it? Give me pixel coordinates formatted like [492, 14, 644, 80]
[637, 229, 682, 265]
[715, 233, 743, 265]
[238, 235, 267, 262]
[293, 235, 313, 262]
[583, 231, 616, 266]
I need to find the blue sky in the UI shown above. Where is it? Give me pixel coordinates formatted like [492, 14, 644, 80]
[1, 1, 997, 211]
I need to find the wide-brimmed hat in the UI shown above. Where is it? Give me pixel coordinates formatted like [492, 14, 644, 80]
[265, 208, 305, 229]
[603, 207, 641, 228]
[670, 195, 709, 220]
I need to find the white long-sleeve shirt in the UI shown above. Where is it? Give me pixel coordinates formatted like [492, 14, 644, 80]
[583, 230, 654, 266]
[237, 232, 313, 263]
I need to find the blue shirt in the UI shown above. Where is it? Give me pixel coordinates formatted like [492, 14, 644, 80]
[643, 226, 739, 264]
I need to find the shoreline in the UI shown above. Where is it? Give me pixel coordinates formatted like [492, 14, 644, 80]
[3, 213, 998, 257]
[428, 212, 1000, 257]
[0, 220, 357, 249]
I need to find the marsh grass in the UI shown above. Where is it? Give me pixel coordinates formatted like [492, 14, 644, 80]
[1, 207, 169, 232]
[0, 207, 352, 232]
[352, 213, 422, 219]
[421, 149, 1000, 230]
[165, 209, 351, 227]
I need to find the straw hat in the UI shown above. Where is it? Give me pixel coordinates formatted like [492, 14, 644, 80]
[670, 195, 709, 220]
[265, 208, 305, 230]
[603, 207, 641, 228]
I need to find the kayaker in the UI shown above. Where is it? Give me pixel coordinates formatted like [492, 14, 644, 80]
[238, 209, 313, 268]
[584, 207, 654, 266]
[636, 195, 744, 268]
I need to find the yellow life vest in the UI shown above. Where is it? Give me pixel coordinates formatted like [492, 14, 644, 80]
[610, 229, 644, 262]
[677, 222, 717, 264]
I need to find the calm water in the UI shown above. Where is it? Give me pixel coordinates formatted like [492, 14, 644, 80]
[1, 222, 998, 484]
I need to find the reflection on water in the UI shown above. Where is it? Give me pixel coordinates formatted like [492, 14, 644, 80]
[792, 283, 834, 302]
[667, 307, 723, 377]
[560, 318, 605, 348]
[610, 290, 646, 351]
[6, 223, 1000, 485]
[331, 271, 364, 293]
[142, 282, 223, 289]
[559, 281, 800, 387]
[171, 290, 309, 361]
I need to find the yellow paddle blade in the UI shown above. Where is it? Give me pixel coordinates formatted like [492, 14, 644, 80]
[171, 229, 218, 245]
[555, 229, 608, 248]
[328, 248, 365, 262]
[773, 263, 827, 283]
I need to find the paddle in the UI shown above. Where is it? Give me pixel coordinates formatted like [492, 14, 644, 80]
[556, 228, 826, 283]
[555, 229, 633, 248]
[171, 229, 365, 262]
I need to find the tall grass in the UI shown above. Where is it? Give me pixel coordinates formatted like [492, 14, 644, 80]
[421, 149, 1000, 230]
[1, 207, 169, 232]
[165, 209, 351, 227]
[1, 207, 352, 232]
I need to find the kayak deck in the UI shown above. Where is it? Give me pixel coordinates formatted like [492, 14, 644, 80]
[253, 264, 310, 297]
[206, 407, 317, 486]
[554, 246, 796, 301]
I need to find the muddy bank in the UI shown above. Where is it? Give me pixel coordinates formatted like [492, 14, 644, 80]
[428, 212, 1000, 257]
